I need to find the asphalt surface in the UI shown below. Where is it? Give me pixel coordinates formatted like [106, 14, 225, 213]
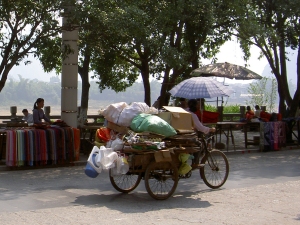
[0, 148, 300, 224]
[1, 129, 300, 224]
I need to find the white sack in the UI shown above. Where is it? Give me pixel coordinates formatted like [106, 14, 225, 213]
[100, 102, 128, 124]
[118, 102, 154, 126]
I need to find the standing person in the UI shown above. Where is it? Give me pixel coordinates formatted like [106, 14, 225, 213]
[32, 98, 51, 125]
[22, 109, 34, 124]
[187, 99, 215, 169]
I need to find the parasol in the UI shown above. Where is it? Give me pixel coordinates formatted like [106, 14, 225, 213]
[190, 62, 263, 80]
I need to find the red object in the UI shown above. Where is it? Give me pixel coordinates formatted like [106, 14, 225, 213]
[277, 113, 282, 121]
[260, 111, 271, 122]
[200, 110, 219, 123]
[245, 110, 254, 120]
[96, 127, 111, 142]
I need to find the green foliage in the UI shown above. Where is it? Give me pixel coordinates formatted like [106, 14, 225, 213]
[0, 0, 62, 92]
[235, 0, 300, 114]
[246, 77, 277, 112]
[205, 104, 217, 112]
[223, 104, 240, 113]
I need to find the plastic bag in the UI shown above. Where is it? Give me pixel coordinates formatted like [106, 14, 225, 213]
[130, 113, 177, 137]
[118, 102, 153, 126]
[116, 154, 129, 174]
[111, 137, 124, 151]
[100, 102, 128, 124]
[96, 127, 111, 142]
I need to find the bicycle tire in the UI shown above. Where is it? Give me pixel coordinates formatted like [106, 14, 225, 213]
[200, 150, 229, 189]
[144, 161, 178, 200]
[109, 169, 142, 193]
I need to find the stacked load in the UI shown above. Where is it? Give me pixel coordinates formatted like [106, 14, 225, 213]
[85, 102, 181, 178]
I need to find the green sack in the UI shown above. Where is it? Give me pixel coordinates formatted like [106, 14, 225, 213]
[130, 113, 177, 137]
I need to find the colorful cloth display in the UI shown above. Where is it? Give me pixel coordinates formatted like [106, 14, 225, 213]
[260, 121, 286, 151]
[5, 127, 80, 167]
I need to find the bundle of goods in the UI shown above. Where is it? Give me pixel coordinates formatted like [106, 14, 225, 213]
[85, 145, 129, 178]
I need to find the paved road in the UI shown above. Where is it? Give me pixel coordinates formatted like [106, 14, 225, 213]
[0, 150, 300, 224]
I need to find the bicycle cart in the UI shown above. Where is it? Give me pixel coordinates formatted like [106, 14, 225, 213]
[109, 132, 229, 200]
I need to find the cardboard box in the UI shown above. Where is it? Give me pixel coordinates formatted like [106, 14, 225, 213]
[154, 150, 172, 162]
[158, 106, 194, 132]
[107, 121, 128, 134]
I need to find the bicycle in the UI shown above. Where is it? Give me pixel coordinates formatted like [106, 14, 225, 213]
[108, 131, 229, 200]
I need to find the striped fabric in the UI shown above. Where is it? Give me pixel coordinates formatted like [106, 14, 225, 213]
[5, 127, 80, 167]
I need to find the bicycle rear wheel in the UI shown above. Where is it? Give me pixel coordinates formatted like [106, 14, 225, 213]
[200, 150, 229, 189]
[109, 170, 142, 193]
[144, 161, 178, 200]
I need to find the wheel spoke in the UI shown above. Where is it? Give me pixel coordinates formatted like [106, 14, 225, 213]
[145, 162, 178, 200]
[201, 150, 229, 189]
[109, 170, 141, 193]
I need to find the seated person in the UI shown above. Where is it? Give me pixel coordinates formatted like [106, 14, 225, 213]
[178, 98, 188, 110]
[187, 99, 215, 169]
[195, 99, 202, 121]
[241, 106, 254, 121]
[254, 105, 261, 118]
[32, 98, 51, 125]
[22, 109, 34, 124]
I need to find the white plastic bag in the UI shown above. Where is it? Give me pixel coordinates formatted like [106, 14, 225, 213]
[118, 102, 151, 126]
[98, 146, 117, 170]
[100, 102, 128, 124]
[116, 154, 129, 174]
[111, 137, 124, 151]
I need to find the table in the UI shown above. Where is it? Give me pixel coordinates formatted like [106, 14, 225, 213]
[2, 127, 80, 167]
[244, 121, 286, 151]
[80, 125, 102, 154]
[216, 122, 246, 151]
[244, 122, 261, 148]
[80, 125, 101, 142]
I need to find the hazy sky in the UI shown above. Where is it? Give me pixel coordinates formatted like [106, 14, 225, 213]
[10, 40, 269, 83]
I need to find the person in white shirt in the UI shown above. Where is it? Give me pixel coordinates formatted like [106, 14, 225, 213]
[254, 105, 261, 118]
[187, 99, 215, 169]
[22, 109, 34, 124]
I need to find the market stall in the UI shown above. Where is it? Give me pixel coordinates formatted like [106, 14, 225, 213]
[1, 126, 80, 167]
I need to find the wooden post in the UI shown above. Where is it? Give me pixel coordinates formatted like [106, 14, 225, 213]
[44, 106, 51, 118]
[217, 106, 223, 122]
[240, 106, 246, 119]
[10, 106, 17, 119]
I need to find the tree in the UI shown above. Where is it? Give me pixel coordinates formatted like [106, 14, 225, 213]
[78, 0, 235, 107]
[247, 77, 278, 112]
[235, 0, 300, 116]
[0, 0, 62, 92]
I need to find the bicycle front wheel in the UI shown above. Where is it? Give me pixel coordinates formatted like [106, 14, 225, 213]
[200, 150, 229, 189]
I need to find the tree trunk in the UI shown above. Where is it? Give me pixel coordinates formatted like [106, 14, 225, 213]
[140, 60, 151, 106]
[77, 53, 91, 127]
